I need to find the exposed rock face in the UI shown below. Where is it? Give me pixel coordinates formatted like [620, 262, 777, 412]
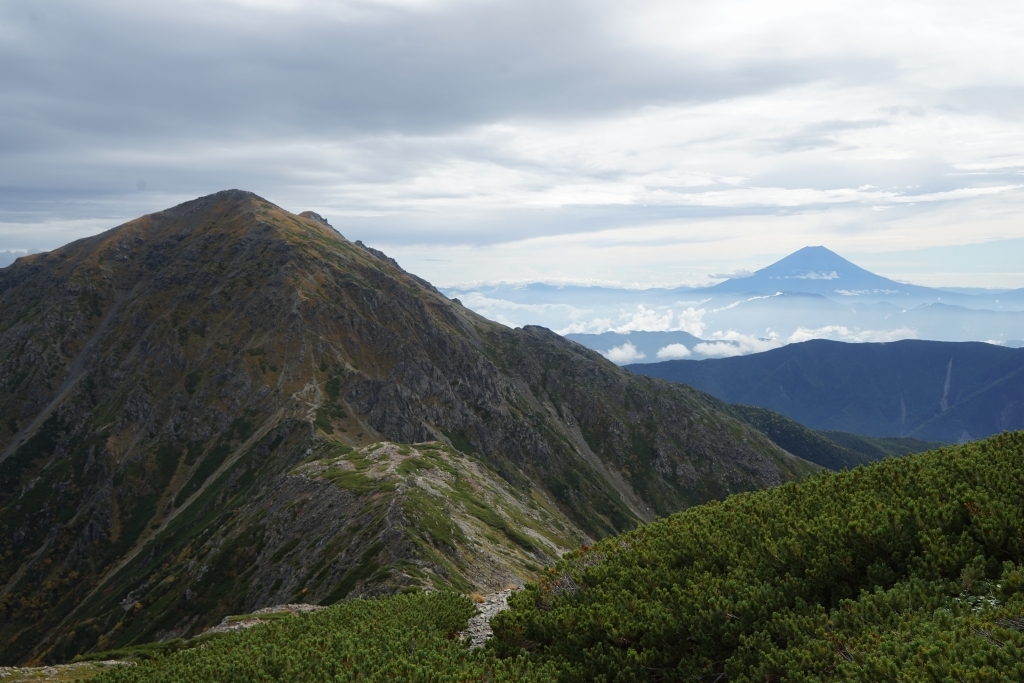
[0, 190, 815, 664]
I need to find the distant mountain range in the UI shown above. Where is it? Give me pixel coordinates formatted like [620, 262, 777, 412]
[628, 339, 1024, 442]
[448, 246, 1024, 360]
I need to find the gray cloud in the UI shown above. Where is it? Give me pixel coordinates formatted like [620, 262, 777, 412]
[1, 0, 1023, 289]
[0, 0, 828, 146]
[708, 270, 754, 280]
[767, 118, 891, 153]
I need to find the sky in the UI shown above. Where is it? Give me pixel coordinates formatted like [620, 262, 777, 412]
[2, 0, 1023, 288]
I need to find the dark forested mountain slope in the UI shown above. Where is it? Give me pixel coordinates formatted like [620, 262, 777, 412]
[727, 404, 942, 471]
[630, 338, 1024, 441]
[0, 191, 812, 664]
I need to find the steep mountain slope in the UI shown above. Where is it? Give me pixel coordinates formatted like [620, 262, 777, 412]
[629, 338, 1024, 440]
[0, 191, 812, 664]
[727, 404, 942, 471]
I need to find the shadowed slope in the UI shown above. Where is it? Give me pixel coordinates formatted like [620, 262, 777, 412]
[631, 338, 1024, 440]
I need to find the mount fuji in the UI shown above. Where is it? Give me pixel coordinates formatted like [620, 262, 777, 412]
[445, 247, 1024, 364]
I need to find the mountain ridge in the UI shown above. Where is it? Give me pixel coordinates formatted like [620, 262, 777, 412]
[0, 190, 815, 664]
[629, 338, 1024, 441]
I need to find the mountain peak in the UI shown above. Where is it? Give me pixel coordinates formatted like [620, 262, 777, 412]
[0, 193, 813, 664]
[712, 245, 918, 296]
[20, 190, 350, 285]
[758, 245, 870, 280]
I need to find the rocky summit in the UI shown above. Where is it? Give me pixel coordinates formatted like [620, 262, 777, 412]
[0, 190, 815, 665]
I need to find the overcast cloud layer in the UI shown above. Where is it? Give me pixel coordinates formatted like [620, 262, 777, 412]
[2, 0, 1023, 286]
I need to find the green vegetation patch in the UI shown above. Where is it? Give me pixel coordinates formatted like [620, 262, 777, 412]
[441, 429, 477, 455]
[183, 371, 201, 395]
[444, 476, 537, 553]
[321, 542, 385, 605]
[403, 490, 463, 552]
[57, 432, 1024, 681]
[397, 456, 434, 476]
[325, 376, 340, 400]
[89, 592, 555, 683]
[77, 288, 104, 319]
[490, 431, 1024, 681]
[324, 468, 394, 495]
[224, 611, 295, 623]
[313, 408, 334, 433]
[73, 639, 188, 662]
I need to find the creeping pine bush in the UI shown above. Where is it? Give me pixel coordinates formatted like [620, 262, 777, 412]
[89, 432, 1024, 682]
[489, 431, 1024, 682]
[89, 591, 557, 683]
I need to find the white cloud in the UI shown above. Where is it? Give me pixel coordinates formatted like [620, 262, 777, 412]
[603, 342, 646, 364]
[787, 325, 918, 343]
[614, 305, 706, 336]
[452, 291, 582, 316]
[557, 319, 612, 335]
[674, 307, 707, 337]
[656, 343, 692, 359]
[692, 342, 745, 358]
[694, 330, 785, 357]
[712, 294, 780, 312]
[614, 305, 675, 333]
[558, 304, 707, 336]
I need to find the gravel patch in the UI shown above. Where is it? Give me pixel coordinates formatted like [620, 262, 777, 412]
[460, 590, 514, 648]
[204, 603, 327, 635]
[0, 661, 128, 682]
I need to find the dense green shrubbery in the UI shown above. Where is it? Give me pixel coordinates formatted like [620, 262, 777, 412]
[89, 433, 1024, 681]
[89, 591, 557, 682]
[490, 431, 1024, 681]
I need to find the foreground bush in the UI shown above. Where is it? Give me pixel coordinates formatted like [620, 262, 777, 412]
[89, 591, 556, 683]
[490, 431, 1024, 681]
